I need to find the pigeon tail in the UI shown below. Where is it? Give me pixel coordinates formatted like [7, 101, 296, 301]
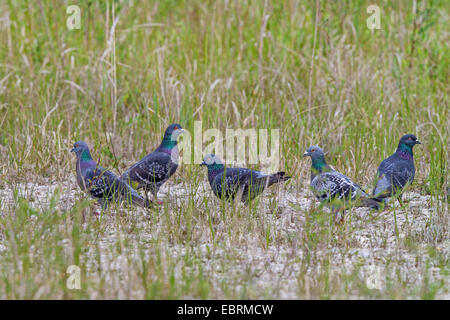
[371, 194, 388, 203]
[268, 171, 291, 186]
[118, 181, 154, 209]
[360, 197, 381, 210]
[127, 192, 153, 209]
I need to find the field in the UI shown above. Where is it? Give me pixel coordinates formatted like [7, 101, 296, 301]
[0, 0, 448, 299]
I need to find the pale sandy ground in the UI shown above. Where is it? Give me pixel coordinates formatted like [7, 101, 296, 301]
[0, 176, 448, 299]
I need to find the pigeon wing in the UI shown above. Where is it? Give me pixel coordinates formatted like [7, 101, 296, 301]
[84, 166, 118, 202]
[312, 171, 367, 203]
[123, 152, 176, 187]
[375, 155, 415, 197]
[212, 168, 252, 200]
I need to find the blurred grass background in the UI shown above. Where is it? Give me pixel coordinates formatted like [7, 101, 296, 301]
[0, 0, 448, 299]
[0, 0, 447, 191]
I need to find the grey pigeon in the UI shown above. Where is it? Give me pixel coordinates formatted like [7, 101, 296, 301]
[71, 141, 151, 210]
[121, 124, 184, 203]
[303, 146, 380, 221]
[201, 154, 290, 203]
[372, 134, 421, 206]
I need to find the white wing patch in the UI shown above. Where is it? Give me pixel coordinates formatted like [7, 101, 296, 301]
[311, 171, 367, 202]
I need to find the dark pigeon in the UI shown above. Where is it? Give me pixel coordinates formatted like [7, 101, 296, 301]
[303, 145, 380, 221]
[201, 154, 290, 203]
[71, 141, 151, 210]
[121, 124, 184, 203]
[372, 134, 421, 206]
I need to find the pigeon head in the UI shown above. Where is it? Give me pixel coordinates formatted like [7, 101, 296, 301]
[201, 154, 224, 171]
[303, 145, 325, 159]
[303, 145, 327, 170]
[165, 123, 184, 139]
[399, 134, 421, 147]
[71, 141, 93, 161]
[397, 134, 421, 155]
[161, 123, 184, 149]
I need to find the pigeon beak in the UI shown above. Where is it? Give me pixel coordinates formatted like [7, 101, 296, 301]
[302, 152, 309, 158]
[200, 161, 206, 166]
[415, 140, 422, 145]
[172, 128, 185, 139]
[70, 147, 75, 153]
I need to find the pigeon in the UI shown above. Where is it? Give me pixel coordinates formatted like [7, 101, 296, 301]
[71, 141, 151, 210]
[200, 154, 290, 203]
[121, 124, 184, 203]
[303, 145, 380, 221]
[372, 134, 421, 206]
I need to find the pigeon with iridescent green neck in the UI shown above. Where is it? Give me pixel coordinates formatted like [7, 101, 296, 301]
[303, 145, 379, 221]
[71, 141, 151, 210]
[372, 134, 421, 206]
[121, 124, 184, 203]
[201, 154, 290, 203]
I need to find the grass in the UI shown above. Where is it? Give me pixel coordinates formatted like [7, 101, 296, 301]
[0, 0, 448, 299]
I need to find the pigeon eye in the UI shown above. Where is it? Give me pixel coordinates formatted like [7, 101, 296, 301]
[311, 149, 315, 152]
[408, 137, 412, 141]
